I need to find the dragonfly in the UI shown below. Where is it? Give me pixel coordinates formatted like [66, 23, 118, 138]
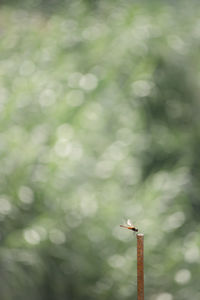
[120, 219, 138, 232]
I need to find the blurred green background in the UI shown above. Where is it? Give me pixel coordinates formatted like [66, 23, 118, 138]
[0, 0, 200, 299]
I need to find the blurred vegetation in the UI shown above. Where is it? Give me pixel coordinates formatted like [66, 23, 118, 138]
[0, 0, 200, 300]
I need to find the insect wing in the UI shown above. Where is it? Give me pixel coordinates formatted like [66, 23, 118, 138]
[127, 219, 133, 227]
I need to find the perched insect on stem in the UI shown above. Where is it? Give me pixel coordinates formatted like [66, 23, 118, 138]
[120, 219, 138, 232]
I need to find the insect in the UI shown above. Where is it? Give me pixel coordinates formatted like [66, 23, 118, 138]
[120, 219, 138, 232]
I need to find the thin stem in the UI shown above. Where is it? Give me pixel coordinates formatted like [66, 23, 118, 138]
[137, 233, 144, 300]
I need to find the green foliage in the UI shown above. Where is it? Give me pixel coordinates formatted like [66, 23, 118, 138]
[0, 1, 200, 299]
